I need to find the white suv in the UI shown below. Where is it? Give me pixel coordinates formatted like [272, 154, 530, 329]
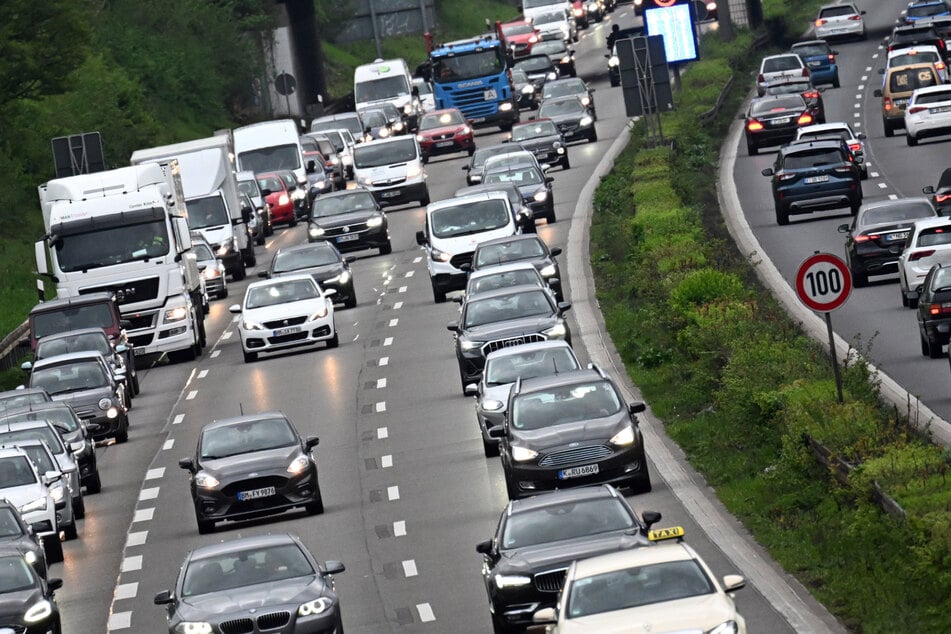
[756, 54, 809, 96]
[899, 216, 951, 307]
[0, 447, 62, 563]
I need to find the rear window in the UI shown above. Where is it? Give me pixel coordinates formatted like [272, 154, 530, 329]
[792, 43, 830, 57]
[890, 51, 941, 67]
[916, 226, 951, 247]
[782, 149, 846, 170]
[751, 95, 806, 115]
[819, 5, 858, 18]
[762, 56, 803, 73]
[889, 67, 937, 92]
[913, 89, 951, 105]
[908, 3, 948, 19]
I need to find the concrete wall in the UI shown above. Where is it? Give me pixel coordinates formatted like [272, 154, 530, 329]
[334, 0, 437, 43]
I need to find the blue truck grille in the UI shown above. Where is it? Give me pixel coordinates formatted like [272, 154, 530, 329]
[445, 87, 498, 118]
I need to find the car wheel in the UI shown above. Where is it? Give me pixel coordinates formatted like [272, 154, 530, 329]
[115, 419, 129, 443]
[256, 233, 265, 246]
[243, 349, 258, 363]
[421, 154, 429, 165]
[483, 437, 500, 458]
[775, 205, 789, 226]
[380, 241, 393, 255]
[861, 165, 868, 180]
[44, 535, 64, 564]
[306, 486, 325, 515]
[245, 249, 257, 267]
[432, 280, 447, 303]
[420, 191, 431, 206]
[747, 140, 758, 156]
[547, 206, 556, 223]
[850, 198, 861, 216]
[219, 284, 229, 299]
[131, 371, 140, 395]
[884, 119, 894, 137]
[468, 147, 476, 156]
[123, 386, 133, 410]
[588, 129, 598, 143]
[265, 219, 274, 236]
[907, 134, 918, 147]
[901, 290, 909, 308]
[289, 215, 298, 227]
[491, 610, 520, 634]
[327, 331, 340, 349]
[504, 473, 520, 500]
[86, 470, 102, 494]
[929, 336, 944, 359]
[852, 264, 868, 287]
[73, 495, 85, 520]
[232, 262, 246, 281]
[196, 516, 215, 535]
[562, 155, 571, 170]
[833, 74, 840, 88]
[64, 520, 78, 541]
[344, 290, 357, 310]
[910, 296, 919, 309]
[921, 333, 931, 356]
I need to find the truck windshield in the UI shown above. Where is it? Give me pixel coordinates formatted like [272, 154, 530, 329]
[56, 218, 170, 272]
[187, 195, 230, 230]
[355, 76, 411, 103]
[237, 144, 302, 174]
[433, 49, 505, 82]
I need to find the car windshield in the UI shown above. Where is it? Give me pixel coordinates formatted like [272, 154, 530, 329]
[484, 167, 544, 187]
[256, 175, 284, 194]
[238, 144, 301, 174]
[542, 80, 584, 100]
[799, 128, 850, 142]
[0, 392, 50, 414]
[199, 417, 298, 460]
[432, 48, 504, 82]
[245, 279, 319, 309]
[312, 117, 363, 137]
[355, 75, 410, 103]
[0, 456, 37, 487]
[512, 380, 621, 430]
[486, 347, 579, 385]
[762, 56, 802, 73]
[863, 201, 936, 225]
[413, 80, 433, 96]
[18, 445, 55, 474]
[272, 247, 339, 273]
[532, 40, 567, 56]
[484, 154, 536, 172]
[751, 96, 805, 115]
[187, 195, 231, 230]
[0, 508, 23, 538]
[511, 69, 529, 84]
[782, 148, 844, 169]
[539, 99, 584, 116]
[0, 428, 66, 455]
[764, 82, 812, 96]
[503, 23, 534, 36]
[566, 559, 715, 618]
[312, 191, 377, 218]
[353, 139, 417, 168]
[237, 180, 261, 199]
[192, 243, 215, 261]
[2, 409, 80, 434]
[512, 121, 559, 141]
[889, 67, 938, 91]
[55, 217, 170, 272]
[420, 110, 465, 129]
[792, 43, 829, 57]
[515, 56, 553, 73]
[0, 556, 36, 593]
[36, 333, 111, 360]
[476, 239, 547, 267]
[473, 146, 520, 169]
[361, 110, 388, 128]
[469, 269, 543, 296]
[181, 543, 315, 597]
[321, 130, 347, 152]
[30, 360, 108, 395]
[463, 290, 553, 328]
[534, 9, 566, 25]
[32, 304, 115, 340]
[501, 498, 635, 549]
[430, 199, 511, 239]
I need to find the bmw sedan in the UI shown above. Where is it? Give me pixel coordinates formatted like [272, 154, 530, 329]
[306, 187, 391, 256]
[178, 412, 324, 533]
[265, 242, 357, 310]
[536, 96, 597, 144]
[155, 533, 344, 634]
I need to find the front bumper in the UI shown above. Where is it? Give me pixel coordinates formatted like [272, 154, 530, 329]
[309, 224, 390, 252]
[505, 443, 648, 497]
[465, 101, 520, 128]
[83, 411, 128, 440]
[193, 470, 320, 523]
[420, 135, 475, 158]
[775, 181, 860, 214]
[172, 601, 341, 634]
[906, 112, 951, 139]
[240, 319, 335, 356]
[366, 180, 429, 207]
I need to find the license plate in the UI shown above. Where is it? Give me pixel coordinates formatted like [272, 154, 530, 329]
[484, 89, 498, 100]
[803, 175, 829, 184]
[237, 486, 276, 501]
[133, 347, 147, 356]
[886, 231, 909, 241]
[471, 116, 486, 123]
[773, 117, 791, 124]
[895, 99, 908, 108]
[558, 464, 599, 479]
[435, 140, 454, 147]
[273, 326, 302, 336]
[930, 106, 951, 114]
[336, 234, 359, 242]
[380, 190, 400, 198]
[808, 61, 821, 67]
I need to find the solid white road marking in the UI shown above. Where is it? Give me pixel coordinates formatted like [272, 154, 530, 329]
[381, 455, 393, 468]
[417, 603, 436, 622]
[377, 427, 389, 439]
[139, 487, 159, 501]
[387, 485, 400, 500]
[144, 468, 165, 480]
[163, 439, 175, 450]
[870, 172, 880, 178]
[861, 75, 868, 81]
[133, 508, 154, 523]
[126, 531, 147, 547]
[197, 369, 209, 379]
[403, 560, 418, 577]
[864, 66, 871, 72]
[377, 378, 387, 389]
[394, 520, 407, 536]
[121, 555, 143, 572]
[114, 582, 138, 601]
[172, 414, 184, 425]
[889, 194, 899, 200]
[107, 611, 132, 630]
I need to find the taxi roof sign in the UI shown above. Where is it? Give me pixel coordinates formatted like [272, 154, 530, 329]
[647, 525, 685, 541]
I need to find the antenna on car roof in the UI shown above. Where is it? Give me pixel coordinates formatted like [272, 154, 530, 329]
[239, 402, 245, 416]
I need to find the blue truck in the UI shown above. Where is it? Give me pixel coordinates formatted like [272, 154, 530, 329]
[429, 35, 520, 131]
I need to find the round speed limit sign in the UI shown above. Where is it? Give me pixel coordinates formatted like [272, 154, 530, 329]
[795, 252, 852, 312]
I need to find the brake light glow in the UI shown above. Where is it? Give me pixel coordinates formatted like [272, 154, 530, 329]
[848, 15, 862, 21]
[854, 234, 873, 243]
[849, 143, 862, 151]
[828, 54, 836, 62]
[777, 172, 797, 181]
[803, 91, 819, 99]
[747, 119, 764, 131]
[910, 249, 936, 261]
[757, 73, 765, 82]
[937, 61, 947, 71]
[802, 68, 810, 77]
[815, 19, 827, 26]
[884, 97, 893, 111]
[936, 194, 951, 203]
[908, 105, 928, 114]
[928, 303, 951, 316]
[797, 113, 814, 125]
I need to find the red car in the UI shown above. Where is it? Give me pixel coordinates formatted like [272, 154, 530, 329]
[256, 171, 298, 227]
[499, 20, 540, 58]
[415, 109, 475, 163]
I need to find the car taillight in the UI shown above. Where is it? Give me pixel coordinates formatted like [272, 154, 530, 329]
[757, 73, 764, 82]
[854, 234, 873, 243]
[815, 18, 827, 26]
[928, 302, 951, 315]
[849, 143, 862, 152]
[777, 172, 797, 181]
[848, 14, 861, 20]
[797, 113, 813, 125]
[937, 61, 947, 71]
[803, 91, 819, 99]
[834, 165, 854, 174]
[747, 119, 764, 131]
[802, 67, 810, 77]
[936, 193, 951, 203]
[828, 54, 836, 62]
[910, 249, 936, 261]
[884, 97, 893, 111]
[908, 105, 928, 114]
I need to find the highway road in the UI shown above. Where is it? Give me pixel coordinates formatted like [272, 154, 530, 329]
[50, 6, 843, 633]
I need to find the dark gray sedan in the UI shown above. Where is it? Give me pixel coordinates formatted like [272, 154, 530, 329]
[469, 234, 564, 300]
[536, 96, 597, 143]
[264, 242, 357, 309]
[306, 188, 391, 256]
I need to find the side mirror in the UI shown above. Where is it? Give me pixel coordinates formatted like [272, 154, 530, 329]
[447, 322, 460, 333]
[20, 361, 31, 371]
[832, 50, 839, 56]
[557, 301, 572, 313]
[723, 575, 746, 593]
[461, 164, 470, 170]
[545, 176, 554, 184]
[85, 422, 101, 433]
[856, 133, 867, 140]
[877, 68, 884, 75]
[873, 89, 883, 98]
[43, 471, 62, 485]
[257, 271, 269, 278]
[924, 185, 936, 194]
[837, 223, 851, 234]
[344, 255, 357, 264]
[589, 88, 596, 93]
[48, 578, 64, 592]
[550, 247, 562, 257]
[737, 113, 746, 120]
[464, 383, 479, 397]
[460, 262, 472, 272]
[154, 590, 174, 605]
[322, 560, 346, 575]
[761, 168, 774, 177]
[415, 230, 427, 246]
[241, 206, 252, 224]
[306, 160, 317, 174]
[548, 277, 560, 289]
[178, 458, 195, 472]
[323, 288, 337, 297]
[476, 539, 494, 555]
[120, 319, 132, 329]
[501, 137, 510, 143]
[628, 401, 646, 415]
[113, 370, 126, 382]
[641, 509, 662, 530]
[533, 608, 557, 624]
[228, 304, 242, 314]
[487, 426, 507, 439]
[452, 296, 464, 304]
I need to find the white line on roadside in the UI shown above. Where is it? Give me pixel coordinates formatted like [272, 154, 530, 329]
[197, 369, 208, 379]
[870, 172, 880, 178]
[353, 334, 360, 342]
[878, 182, 888, 189]
[162, 439, 175, 450]
[222, 330, 233, 339]
[853, 112, 860, 118]
[888, 194, 899, 200]
[853, 102, 860, 108]
[377, 427, 389, 439]
[126, 531, 147, 547]
[864, 67, 871, 72]
[413, 256, 422, 263]
[394, 520, 407, 536]
[403, 560, 418, 577]
[399, 286, 407, 293]
[416, 603, 436, 622]
[381, 455, 393, 468]
[132, 508, 154, 523]
[405, 270, 414, 278]
[394, 301, 403, 309]
[858, 84, 865, 90]
[145, 468, 165, 480]
[139, 487, 159, 501]
[861, 75, 868, 81]
[387, 485, 400, 500]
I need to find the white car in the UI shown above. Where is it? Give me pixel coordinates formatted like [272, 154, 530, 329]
[0, 447, 62, 563]
[229, 274, 337, 362]
[813, 2, 866, 40]
[533, 540, 746, 634]
[899, 216, 951, 307]
[756, 54, 809, 96]
[532, 7, 576, 43]
[905, 84, 951, 145]
[795, 122, 868, 179]
[412, 78, 436, 114]
[884, 45, 949, 84]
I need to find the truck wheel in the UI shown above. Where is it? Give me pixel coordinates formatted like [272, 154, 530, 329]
[244, 249, 256, 267]
[233, 262, 246, 281]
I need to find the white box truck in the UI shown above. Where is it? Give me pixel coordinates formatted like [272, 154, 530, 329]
[35, 161, 206, 362]
[353, 58, 422, 130]
[233, 119, 311, 218]
[130, 135, 255, 280]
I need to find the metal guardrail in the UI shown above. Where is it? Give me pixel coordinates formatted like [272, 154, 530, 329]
[699, 74, 735, 124]
[0, 321, 29, 373]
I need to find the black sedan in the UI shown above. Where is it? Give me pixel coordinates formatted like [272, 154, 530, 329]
[0, 501, 47, 581]
[481, 164, 557, 225]
[178, 412, 324, 534]
[263, 242, 357, 309]
[448, 285, 571, 393]
[540, 77, 596, 119]
[530, 38, 577, 78]
[455, 182, 536, 234]
[306, 187, 392, 256]
[838, 197, 939, 287]
[0, 549, 62, 634]
[511, 68, 539, 110]
[509, 118, 570, 170]
[155, 533, 345, 634]
[463, 143, 524, 185]
[923, 167, 951, 215]
[917, 263, 951, 357]
[513, 55, 559, 94]
[476, 485, 668, 633]
[469, 234, 564, 301]
[536, 96, 597, 143]
[741, 94, 815, 155]
[761, 77, 826, 123]
[490, 366, 652, 499]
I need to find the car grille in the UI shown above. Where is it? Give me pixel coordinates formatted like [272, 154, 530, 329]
[482, 334, 546, 355]
[80, 277, 161, 304]
[268, 332, 310, 345]
[222, 476, 287, 497]
[129, 333, 153, 347]
[449, 251, 474, 270]
[219, 618, 254, 634]
[263, 316, 308, 329]
[72, 403, 99, 418]
[256, 611, 291, 630]
[372, 176, 406, 187]
[431, 132, 455, 141]
[442, 85, 497, 118]
[534, 568, 568, 593]
[539, 444, 613, 467]
[324, 222, 368, 237]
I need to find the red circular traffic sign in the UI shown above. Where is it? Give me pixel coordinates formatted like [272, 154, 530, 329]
[795, 252, 852, 312]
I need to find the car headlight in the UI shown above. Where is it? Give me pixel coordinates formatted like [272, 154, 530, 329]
[242, 318, 265, 331]
[23, 551, 36, 565]
[710, 621, 739, 634]
[587, 2, 598, 10]
[49, 484, 66, 503]
[431, 247, 452, 263]
[201, 266, 221, 280]
[521, 85, 535, 95]
[460, 339, 484, 351]
[328, 270, 351, 285]
[560, 55, 572, 64]
[542, 323, 567, 338]
[20, 498, 47, 514]
[482, 399, 504, 411]
[287, 455, 311, 474]
[580, 95, 591, 106]
[308, 224, 326, 238]
[580, 116, 593, 126]
[194, 472, 220, 489]
[379, 128, 391, 138]
[610, 425, 636, 446]
[278, 193, 290, 206]
[540, 263, 557, 277]
[707, 1, 717, 10]
[609, 56, 619, 67]
[511, 445, 538, 462]
[298, 596, 334, 616]
[175, 623, 213, 634]
[23, 599, 52, 624]
[98, 397, 113, 410]
[216, 238, 234, 256]
[106, 406, 119, 419]
[358, 174, 374, 186]
[164, 306, 189, 322]
[499, 102, 514, 111]
[534, 190, 549, 203]
[461, 125, 472, 134]
[309, 303, 330, 320]
[547, 71, 558, 80]
[366, 214, 385, 228]
[393, 121, 405, 132]
[292, 188, 307, 200]
[403, 103, 414, 114]
[416, 134, 425, 142]
[494, 574, 532, 589]
[406, 163, 423, 179]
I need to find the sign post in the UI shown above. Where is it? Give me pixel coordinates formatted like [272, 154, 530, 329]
[795, 252, 852, 404]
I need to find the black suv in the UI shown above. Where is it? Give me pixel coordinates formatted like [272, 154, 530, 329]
[476, 485, 668, 633]
[886, 24, 948, 60]
[761, 139, 863, 225]
[490, 366, 651, 499]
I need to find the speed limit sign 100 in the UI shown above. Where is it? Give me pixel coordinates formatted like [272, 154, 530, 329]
[795, 252, 852, 312]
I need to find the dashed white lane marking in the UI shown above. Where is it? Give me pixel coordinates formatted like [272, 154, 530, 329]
[381, 455, 393, 468]
[107, 611, 132, 630]
[387, 485, 400, 501]
[855, 122, 862, 128]
[172, 414, 184, 425]
[388, 318, 399, 327]
[861, 75, 868, 81]
[394, 301, 403, 310]
[413, 256, 422, 263]
[377, 378, 387, 389]
[394, 520, 407, 536]
[864, 66, 871, 72]
[375, 401, 387, 413]
[384, 337, 393, 346]
[416, 603, 436, 623]
[404, 270, 415, 278]
[121, 555, 143, 572]
[872, 53, 879, 59]
[132, 508, 154, 523]
[855, 93, 862, 99]
[379, 356, 389, 366]
[114, 582, 138, 600]
[232, 316, 239, 322]
[139, 487, 160, 501]
[399, 285, 408, 293]
[853, 112, 860, 118]
[878, 182, 888, 189]
[353, 333, 360, 342]
[870, 171, 880, 178]
[126, 531, 147, 547]
[222, 330, 233, 339]
[145, 468, 165, 480]
[888, 193, 899, 200]
[853, 102, 860, 108]
[402, 560, 418, 577]
[197, 369, 209, 379]
[186, 390, 198, 400]
[377, 427, 389, 439]
[858, 84, 865, 90]
[162, 439, 175, 451]
[210, 350, 221, 358]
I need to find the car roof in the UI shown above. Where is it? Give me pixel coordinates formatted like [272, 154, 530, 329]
[456, 183, 522, 198]
[0, 402, 74, 417]
[508, 483, 624, 515]
[32, 350, 107, 369]
[476, 234, 546, 249]
[354, 135, 417, 148]
[485, 339, 574, 362]
[539, 95, 584, 106]
[187, 532, 302, 561]
[468, 261, 541, 279]
[465, 283, 552, 303]
[0, 388, 49, 399]
[0, 447, 31, 461]
[572, 542, 693, 578]
[313, 187, 375, 201]
[761, 52, 804, 63]
[427, 191, 509, 212]
[245, 274, 318, 291]
[0, 419, 56, 432]
[514, 117, 557, 128]
[517, 367, 607, 394]
[200, 411, 293, 433]
[29, 292, 115, 314]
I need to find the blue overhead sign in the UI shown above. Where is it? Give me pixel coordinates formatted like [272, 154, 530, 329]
[645, 3, 699, 63]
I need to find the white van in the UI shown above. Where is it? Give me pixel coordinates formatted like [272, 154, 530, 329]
[353, 59, 421, 129]
[233, 119, 307, 188]
[415, 191, 520, 302]
[352, 136, 430, 208]
[522, 0, 573, 23]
